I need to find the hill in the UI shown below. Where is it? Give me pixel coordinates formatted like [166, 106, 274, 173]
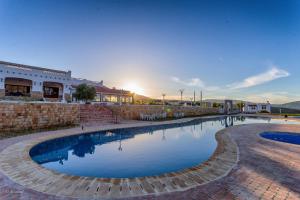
[134, 94, 152, 101]
[272, 101, 300, 110]
[271, 107, 300, 114]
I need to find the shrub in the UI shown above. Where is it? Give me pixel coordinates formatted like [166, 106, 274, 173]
[73, 84, 96, 103]
[259, 110, 270, 113]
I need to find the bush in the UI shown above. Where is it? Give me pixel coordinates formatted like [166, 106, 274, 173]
[73, 84, 96, 103]
[259, 110, 270, 113]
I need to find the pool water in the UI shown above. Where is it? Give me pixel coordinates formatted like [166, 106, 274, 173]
[260, 132, 300, 145]
[30, 116, 297, 178]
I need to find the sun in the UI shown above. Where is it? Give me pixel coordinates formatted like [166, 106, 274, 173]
[123, 82, 145, 95]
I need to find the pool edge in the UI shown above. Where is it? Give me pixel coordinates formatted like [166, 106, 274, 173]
[0, 116, 239, 199]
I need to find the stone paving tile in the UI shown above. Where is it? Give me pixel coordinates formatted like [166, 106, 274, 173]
[0, 116, 299, 199]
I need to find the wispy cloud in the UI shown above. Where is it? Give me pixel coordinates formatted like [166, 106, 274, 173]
[171, 76, 219, 91]
[244, 91, 300, 104]
[227, 66, 290, 89]
[171, 77, 204, 87]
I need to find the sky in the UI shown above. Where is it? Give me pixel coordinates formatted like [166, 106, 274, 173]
[0, 0, 300, 103]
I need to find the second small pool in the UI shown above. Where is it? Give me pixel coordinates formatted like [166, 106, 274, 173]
[260, 132, 300, 145]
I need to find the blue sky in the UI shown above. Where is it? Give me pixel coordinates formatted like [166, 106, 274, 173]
[0, 0, 299, 103]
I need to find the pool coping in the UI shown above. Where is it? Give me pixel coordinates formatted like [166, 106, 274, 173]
[0, 115, 240, 199]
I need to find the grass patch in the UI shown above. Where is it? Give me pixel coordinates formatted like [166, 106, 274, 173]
[271, 113, 300, 117]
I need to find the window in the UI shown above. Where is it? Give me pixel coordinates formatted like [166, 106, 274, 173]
[5, 84, 31, 97]
[43, 86, 59, 98]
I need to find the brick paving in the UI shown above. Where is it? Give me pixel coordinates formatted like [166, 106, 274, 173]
[0, 117, 299, 199]
[124, 124, 300, 200]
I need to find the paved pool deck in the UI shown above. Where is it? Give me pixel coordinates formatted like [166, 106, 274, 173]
[0, 115, 299, 200]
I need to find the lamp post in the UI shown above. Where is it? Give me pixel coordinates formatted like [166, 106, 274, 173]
[200, 90, 203, 108]
[119, 89, 123, 106]
[162, 93, 166, 109]
[193, 90, 196, 105]
[179, 89, 184, 104]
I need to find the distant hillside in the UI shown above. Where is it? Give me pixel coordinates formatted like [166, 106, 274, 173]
[272, 101, 300, 110]
[271, 107, 300, 114]
[204, 99, 245, 104]
[134, 94, 152, 101]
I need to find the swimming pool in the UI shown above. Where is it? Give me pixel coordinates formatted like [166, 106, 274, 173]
[29, 116, 297, 178]
[260, 132, 300, 145]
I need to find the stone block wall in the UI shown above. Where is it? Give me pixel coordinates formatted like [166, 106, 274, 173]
[80, 104, 115, 123]
[107, 105, 219, 120]
[0, 102, 80, 133]
[0, 103, 219, 133]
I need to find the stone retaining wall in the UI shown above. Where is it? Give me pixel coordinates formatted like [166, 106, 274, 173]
[0, 103, 219, 133]
[0, 102, 79, 133]
[80, 104, 115, 123]
[107, 104, 219, 120]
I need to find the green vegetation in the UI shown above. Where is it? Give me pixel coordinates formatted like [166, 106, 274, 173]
[236, 102, 245, 111]
[259, 110, 270, 114]
[212, 102, 221, 108]
[273, 113, 300, 117]
[73, 84, 96, 103]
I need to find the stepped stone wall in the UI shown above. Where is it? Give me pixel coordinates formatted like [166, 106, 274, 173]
[80, 104, 115, 124]
[0, 103, 219, 133]
[0, 102, 79, 133]
[107, 105, 219, 120]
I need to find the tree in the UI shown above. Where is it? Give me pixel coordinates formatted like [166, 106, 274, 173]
[213, 102, 221, 108]
[74, 84, 96, 102]
[236, 101, 245, 112]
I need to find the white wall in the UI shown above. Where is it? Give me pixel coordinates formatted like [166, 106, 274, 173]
[244, 103, 271, 113]
[0, 63, 72, 95]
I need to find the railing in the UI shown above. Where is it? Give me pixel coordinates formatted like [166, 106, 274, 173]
[139, 112, 167, 121]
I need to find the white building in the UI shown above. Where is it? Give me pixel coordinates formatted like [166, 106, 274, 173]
[243, 102, 271, 113]
[0, 61, 72, 101]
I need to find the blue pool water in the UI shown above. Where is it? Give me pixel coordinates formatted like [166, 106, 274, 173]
[29, 116, 298, 178]
[260, 132, 300, 145]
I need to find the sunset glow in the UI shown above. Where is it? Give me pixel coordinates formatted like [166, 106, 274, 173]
[123, 82, 145, 95]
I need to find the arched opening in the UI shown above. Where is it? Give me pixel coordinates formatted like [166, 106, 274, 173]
[5, 77, 32, 97]
[43, 82, 63, 99]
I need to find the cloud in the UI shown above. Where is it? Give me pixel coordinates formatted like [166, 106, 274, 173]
[244, 92, 300, 104]
[171, 77, 205, 87]
[171, 76, 219, 91]
[227, 66, 290, 89]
